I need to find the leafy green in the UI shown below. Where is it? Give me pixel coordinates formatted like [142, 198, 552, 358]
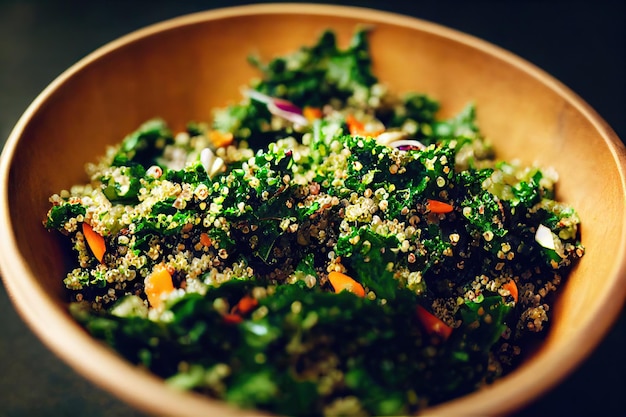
[382, 92, 440, 134]
[250, 28, 377, 107]
[101, 164, 145, 203]
[213, 28, 377, 143]
[45, 202, 86, 229]
[336, 226, 400, 300]
[46, 26, 586, 417]
[112, 118, 174, 168]
[433, 102, 479, 139]
[71, 278, 516, 416]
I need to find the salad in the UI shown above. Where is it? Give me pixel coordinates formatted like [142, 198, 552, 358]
[44, 28, 584, 416]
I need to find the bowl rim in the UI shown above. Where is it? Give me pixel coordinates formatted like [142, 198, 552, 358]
[1, 3, 625, 416]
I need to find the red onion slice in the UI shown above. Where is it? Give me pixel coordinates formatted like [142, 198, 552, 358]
[244, 89, 308, 127]
[387, 139, 426, 151]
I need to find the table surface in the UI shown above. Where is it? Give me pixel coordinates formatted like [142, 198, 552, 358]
[1, 1, 624, 416]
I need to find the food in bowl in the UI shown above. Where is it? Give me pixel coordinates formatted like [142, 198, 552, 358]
[43, 27, 584, 416]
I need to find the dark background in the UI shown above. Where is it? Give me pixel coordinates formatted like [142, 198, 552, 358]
[0, 1, 624, 416]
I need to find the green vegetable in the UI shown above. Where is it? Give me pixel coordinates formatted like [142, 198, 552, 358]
[44, 27, 585, 417]
[45, 202, 86, 229]
[250, 28, 377, 107]
[213, 28, 377, 143]
[113, 118, 174, 168]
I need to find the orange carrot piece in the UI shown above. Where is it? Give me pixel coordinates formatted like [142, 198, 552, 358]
[345, 114, 383, 137]
[427, 199, 454, 214]
[234, 295, 258, 315]
[328, 271, 366, 298]
[223, 313, 244, 324]
[346, 114, 365, 135]
[199, 232, 212, 247]
[144, 263, 175, 309]
[209, 130, 234, 148]
[82, 222, 106, 263]
[502, 280, 519, 303]
[303, 106, 323, 121]
[416, 305, 453, 340]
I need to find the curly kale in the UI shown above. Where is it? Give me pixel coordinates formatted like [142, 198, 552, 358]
[250, 28, 377, 107]
[213, 28, 377, 142]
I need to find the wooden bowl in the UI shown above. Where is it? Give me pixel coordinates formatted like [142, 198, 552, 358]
[1, 4, 625, 416]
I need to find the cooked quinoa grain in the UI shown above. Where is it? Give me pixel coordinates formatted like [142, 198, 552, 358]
[45, 28, 584, 417]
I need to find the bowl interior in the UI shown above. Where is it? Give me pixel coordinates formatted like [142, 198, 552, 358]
[2, 4, 625, 417]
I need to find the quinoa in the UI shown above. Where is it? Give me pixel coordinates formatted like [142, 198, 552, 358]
[44, 28, 584, 416]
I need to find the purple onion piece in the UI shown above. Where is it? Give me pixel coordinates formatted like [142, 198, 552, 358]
[272, 99, 302, 115]
[388, 139, 426, 151]
[267, 103, 309, 126]
[244, 89, 308, 126]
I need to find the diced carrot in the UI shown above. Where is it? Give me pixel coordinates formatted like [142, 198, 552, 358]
[427, 199, 454, 214]
[233, 295, 258, 315]
[199, 232, 212, 247]
[144, 263, 175, 309]
[416, 305, 453, 340]
[223, 313, 244, 324]
[345, 114, 383, 137]
[303, 106, 323, 121]
[346, 114, 365, 135]
[328, 271, 366, 298]
[82, 222, 106, 263]
[209, 130, 234, 148]
[182, 222, 194, 233]
[502, 280, 519, 303]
